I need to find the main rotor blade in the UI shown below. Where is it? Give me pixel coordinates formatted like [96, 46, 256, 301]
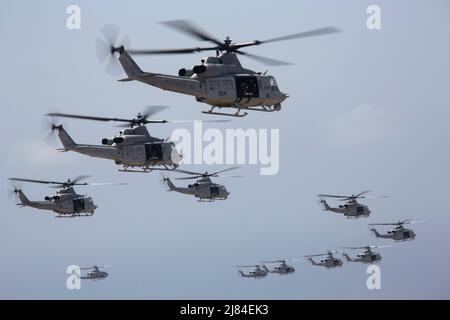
[304, 253, 328, 258]
[168, 119, 232, 124]
[78, 182, 128, 186]
[8, 177, 65, 185]
[261, 26, 341, 44]
[47, 112, 133, 124]
[235, 265, 259, 268]
[113, 119, 231, 127]
[362, 195, 389, 199]
[368, 223, 398, 226]
[172, 169, 204, 176]
[141, 105, 170, 120]
[215, 175, 243, 179]
[71, 175, 91, 185]
[209, 166, 240, 177]
[160, 20, 222, 45]
[175, 176, 203, 181]
[236, 50, 292, 66]
[95, 264, 116, 269]
[355, 190, 371, 198]
[128, 46, 218, 55]
[317, 194, 349, 199]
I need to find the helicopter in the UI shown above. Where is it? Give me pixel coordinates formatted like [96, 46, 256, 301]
[342, 245, 391, 264]
[163, 167, 240, 201]
[318, 191, 388, 219]
[369, 219, 423, 241]
[79, 265, 111, 281]
[304, 251, 343, 269]
[46, 106, 227, 173]
[260, 259, 297, 275]
[235, 265, 269, 279]
[7, 176, 125, 217]
[97, 20, 341, 117]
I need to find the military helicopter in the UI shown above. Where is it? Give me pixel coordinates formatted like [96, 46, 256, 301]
[369, 219, 424, 241]
[260, 259, 297, 275]
[318, 191, 388, 219]
[97, 20, 341, 117]
[46, 106, 226, 173]
[304, 251, 343, 269]
[163, 167, 240, 201]
[79, 265, 111, 281]
[235, 265, 269, 279]
[7, 176, 125, 217]
[342, 245, 391, 264]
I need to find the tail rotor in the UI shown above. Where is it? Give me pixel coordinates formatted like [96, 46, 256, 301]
[96, 24, 131, 75]
[42, 116, 63, 146]
[7, 181, 22, 203]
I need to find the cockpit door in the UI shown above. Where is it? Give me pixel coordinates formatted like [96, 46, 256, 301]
[235, 76, 259, 98]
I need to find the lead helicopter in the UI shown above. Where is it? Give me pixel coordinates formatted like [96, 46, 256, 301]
[97, 20, 341, 117]
[369, 219, 424, 241]
[260, 259, 297, 275]
[79, 265, 112, 281]
[318, 191, 388, 219]
[7, 176, 125, 217]
[235, 265, 269, 279]
[46, 106, 226, 173]
[342, 245, 391, 264]
[163, 167, 240, 201]
[304, 251, 343, 269]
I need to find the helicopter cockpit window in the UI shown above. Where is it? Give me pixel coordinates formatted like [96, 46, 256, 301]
[269, 77, 278, 88]
[205, 57, 222, 64]
[235, 76, 259, 98]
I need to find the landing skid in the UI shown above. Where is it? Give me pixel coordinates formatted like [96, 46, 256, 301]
[197, 197, 227, 202]
[202, 104, 281, 117]
[119, 165, 178, 173]
[202, 106, 247, 117]
[55, 212, 94, 218]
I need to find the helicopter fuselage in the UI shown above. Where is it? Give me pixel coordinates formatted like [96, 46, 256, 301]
[308, 256, 343, 269]
[269, 264, 295, 275]
[81, 270, 109, 280]
[373, 226, 416, 241]
[118, 50, 288, 115]
[17, 187, 96, 217]
[321, 199, 371, 218]
[165, 177, 230, 201]
[56, 125, 182, 171]
[345, 251, 382, 264]
[238, 266, 269, 278]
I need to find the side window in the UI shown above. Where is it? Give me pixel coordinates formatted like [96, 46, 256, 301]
[222, 79, 234, 89]
[208, 80, 220, 91]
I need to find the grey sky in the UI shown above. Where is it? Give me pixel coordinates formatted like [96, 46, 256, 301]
[1, 0, 449, 299]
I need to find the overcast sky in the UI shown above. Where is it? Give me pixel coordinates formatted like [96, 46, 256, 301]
[1, 0, 450, 299]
